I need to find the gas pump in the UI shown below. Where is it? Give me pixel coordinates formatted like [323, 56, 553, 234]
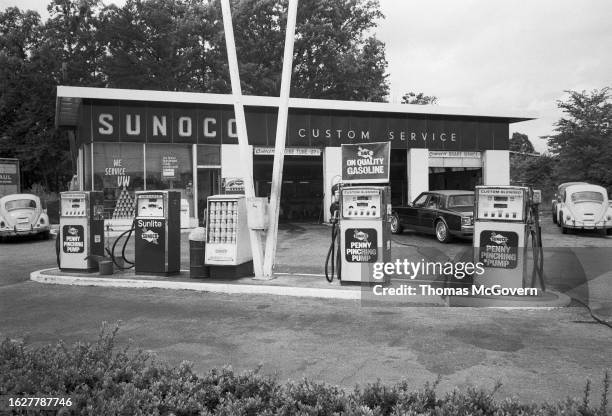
[134, 190, 181, 275]
[326, 185, 392, 284]
[473, 185, 544, 290]
[58, 191, 105, 271]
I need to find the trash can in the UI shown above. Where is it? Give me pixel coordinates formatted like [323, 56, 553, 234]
[189, 227, 209, 278]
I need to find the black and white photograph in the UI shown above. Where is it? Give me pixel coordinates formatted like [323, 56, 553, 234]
[1, 0, 611, 414]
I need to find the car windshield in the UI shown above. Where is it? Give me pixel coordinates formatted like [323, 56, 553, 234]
[447, 194, 474, 208]
[570, 191, 604, 203]
[5, 199, 37, 211]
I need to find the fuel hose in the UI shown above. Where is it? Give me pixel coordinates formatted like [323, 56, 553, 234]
[529, 205, 545, 291]
[325, 220, 342, 282]
[55, 229, 60, 268]
[106, 220, 136, 270]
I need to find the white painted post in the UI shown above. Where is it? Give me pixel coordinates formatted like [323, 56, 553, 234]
[263, 0, 299, 278]
[220, 0, 264, 277]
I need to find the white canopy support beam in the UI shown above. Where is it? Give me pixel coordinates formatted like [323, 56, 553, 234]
[263, 0, 299, 278]
[220, 0, 264, 277]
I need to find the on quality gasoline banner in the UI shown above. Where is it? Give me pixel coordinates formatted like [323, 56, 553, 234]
[341, 142, 390, 184]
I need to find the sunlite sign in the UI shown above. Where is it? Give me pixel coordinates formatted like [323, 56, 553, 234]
[341, 142, 390, 184]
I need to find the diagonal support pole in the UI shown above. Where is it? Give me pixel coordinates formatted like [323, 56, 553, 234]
[263, 0, 299, 278]
[220, 0, 264, 277]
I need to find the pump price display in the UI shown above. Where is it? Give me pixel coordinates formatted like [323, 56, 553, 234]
[479, 230, 518, 269]
[476, 187, 526, 221]
[345, 228, 378, 263]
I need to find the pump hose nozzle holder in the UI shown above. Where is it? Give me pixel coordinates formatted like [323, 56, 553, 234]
[528, 202, 545, 291]
[325, 213, 342, 283]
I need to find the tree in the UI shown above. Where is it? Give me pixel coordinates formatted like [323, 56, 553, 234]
[1, 0, 391, 192]
[508, 131, 558, 203]
[547, 88, 612, 192]
[289, 0, 388, 100]
[0, 7, 72, 191]
[401, 92, 437, 105]
[98, 0, 222, 91]
[98, 0, 389, 99]
[509, 132, 535, 154]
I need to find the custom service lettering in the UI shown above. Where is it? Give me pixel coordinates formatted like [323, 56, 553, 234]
[297, 128, 457, 142]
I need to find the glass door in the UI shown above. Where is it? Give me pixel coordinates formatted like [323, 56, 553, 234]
[197, 168, 221, 226]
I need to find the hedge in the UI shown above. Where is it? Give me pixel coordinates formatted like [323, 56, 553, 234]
[0, 324, 609, 415]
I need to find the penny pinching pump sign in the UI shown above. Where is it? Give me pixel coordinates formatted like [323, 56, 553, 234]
[341, 142, 390, 184]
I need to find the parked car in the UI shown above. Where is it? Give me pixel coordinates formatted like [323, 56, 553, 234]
[0, 194, 50, 240]
[390, 190, 474, 243]
[552, 182, 588, 224]
[555, 183, 612, 234]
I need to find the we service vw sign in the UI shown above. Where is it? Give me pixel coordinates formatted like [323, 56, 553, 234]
[341, 142, 390, 184]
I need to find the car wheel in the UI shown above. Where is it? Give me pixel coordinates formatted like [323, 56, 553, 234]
[560, 215, 568, 234]
[390, 213, 403, 234]
[435, 220, 452, 243]
[552, 210, 557, 224]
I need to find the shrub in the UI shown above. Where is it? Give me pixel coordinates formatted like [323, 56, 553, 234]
[0, 324, 609, 415]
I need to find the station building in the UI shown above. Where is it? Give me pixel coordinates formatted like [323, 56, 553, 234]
[55, 86, 533, 227]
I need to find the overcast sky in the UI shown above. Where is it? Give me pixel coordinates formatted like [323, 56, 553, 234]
[3, 0, 611, 152]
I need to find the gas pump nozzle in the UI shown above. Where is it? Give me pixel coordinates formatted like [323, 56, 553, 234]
[325, 185, 342, 282]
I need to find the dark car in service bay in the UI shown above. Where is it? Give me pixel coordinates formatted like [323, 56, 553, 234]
[390, 190, 475, 243]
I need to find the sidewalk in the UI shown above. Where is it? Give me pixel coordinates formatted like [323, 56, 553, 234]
[31, 265, 572, 309]
[40, 222, 576, 308]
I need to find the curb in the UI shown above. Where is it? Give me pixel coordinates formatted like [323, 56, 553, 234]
[31, 268, 572, 308]
[30, 269, 361, 300]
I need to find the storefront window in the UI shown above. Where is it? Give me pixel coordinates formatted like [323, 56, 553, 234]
[197, 144, 221, 166]
[145, 144, 194, 219]
[92, 143, 145, 219]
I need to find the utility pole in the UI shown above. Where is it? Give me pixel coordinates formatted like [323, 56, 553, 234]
[220, 0, 264, 277]
[263, 0, 299, 278]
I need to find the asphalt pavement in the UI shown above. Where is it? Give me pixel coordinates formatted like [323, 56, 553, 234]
[1, 219, 611, 404]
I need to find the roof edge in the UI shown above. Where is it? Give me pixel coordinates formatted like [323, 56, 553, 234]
[56, 86, 536, 123]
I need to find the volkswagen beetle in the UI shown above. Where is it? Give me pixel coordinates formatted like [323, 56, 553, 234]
[556, 184, 612, 234]
[0, 194, 50, 240]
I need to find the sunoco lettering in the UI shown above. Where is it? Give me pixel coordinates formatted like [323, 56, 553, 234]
[97, 113, 237, 139]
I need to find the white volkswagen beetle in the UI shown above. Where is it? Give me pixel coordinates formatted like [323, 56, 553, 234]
[0, 194, 50, 240]
[556, 184, 612, 235]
